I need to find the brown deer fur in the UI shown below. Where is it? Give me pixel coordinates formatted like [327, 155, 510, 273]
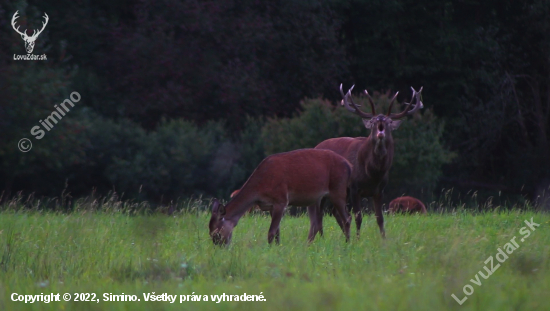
[230, 189, 258, 213]
[209, 149, 352, 246]
[315, 85, 423, 238]
[388, 196, 427, 214]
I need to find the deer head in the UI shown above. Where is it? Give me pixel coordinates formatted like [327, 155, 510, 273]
[208, 199, 234, 246]
[340, 84, 423, 146]
[11, 11, 49, 54]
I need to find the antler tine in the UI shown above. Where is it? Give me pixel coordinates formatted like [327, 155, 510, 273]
[339, 83, 350, 103]
[385, 91, 399, 116]
[11, 11, 26, 36]
[363, 90, 377, 115]
[340, 84, 359, 112]
[339, 84, 356, 112]
[339, 84, 374, 118]
[388, 87, 424, 119]
[409, 86, 423, 110]
[407, 86, 423, 113]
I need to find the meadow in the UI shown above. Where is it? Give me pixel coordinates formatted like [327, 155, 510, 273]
[0, 197, 548, 311]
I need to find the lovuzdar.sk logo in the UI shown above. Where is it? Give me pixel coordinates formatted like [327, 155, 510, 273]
[11, 10, 48, 60]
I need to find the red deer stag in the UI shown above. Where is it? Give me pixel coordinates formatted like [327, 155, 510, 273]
[388, 196, 427, 214]
[209, 149, 352, 246]
[315, 84, 423, 238]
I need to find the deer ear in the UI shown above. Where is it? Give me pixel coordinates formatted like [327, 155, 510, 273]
[211, 199, 227, 216]
[211, 199, 220, 214]
[390, 120, 402, 130]
[362, 118, 374, 129]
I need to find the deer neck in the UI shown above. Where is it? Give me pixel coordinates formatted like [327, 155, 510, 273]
[373, 136, 387, 156]
[362, 135, 393, 172]
[222, 190, 257, 225]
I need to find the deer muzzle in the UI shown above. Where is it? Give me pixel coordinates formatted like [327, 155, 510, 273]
[376, 123, 386, 140]
[377, 128, 385, 140]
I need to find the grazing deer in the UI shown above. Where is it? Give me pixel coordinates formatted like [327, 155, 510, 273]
[209, 149, 352, 246]
[315, 84, 423, 238]
[388, 196, 427, 214]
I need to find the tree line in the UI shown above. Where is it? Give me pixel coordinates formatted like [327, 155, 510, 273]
[1, 0, 549, 207]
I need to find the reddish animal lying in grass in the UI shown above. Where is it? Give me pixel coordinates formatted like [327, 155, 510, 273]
[388, 196, 427, 214]
[209, 148, 352, 246]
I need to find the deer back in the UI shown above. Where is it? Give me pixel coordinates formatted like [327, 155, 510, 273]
[222, 149, 351, 218]
[389, 196, 427, 214]
[241, 149, 351, 203]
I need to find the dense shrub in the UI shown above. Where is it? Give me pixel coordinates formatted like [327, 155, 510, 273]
[0, 61, 82, 195]
[103, 119, 226, 201]
[1, 75, 454, 205]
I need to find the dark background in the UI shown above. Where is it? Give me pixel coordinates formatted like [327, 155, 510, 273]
[1, 0, 549, 209]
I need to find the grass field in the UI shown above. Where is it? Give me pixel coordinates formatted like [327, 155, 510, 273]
[0, 199, 548, 310]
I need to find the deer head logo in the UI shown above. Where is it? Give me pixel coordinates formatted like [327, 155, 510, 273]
[11, 11, 49, 54]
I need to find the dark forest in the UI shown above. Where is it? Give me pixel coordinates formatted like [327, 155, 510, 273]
[1, 0, 549, 208]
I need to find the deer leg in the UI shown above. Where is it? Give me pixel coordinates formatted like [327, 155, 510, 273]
[268, 207, 284, 244]
[317, 198, 325, 237]
[330, 195, 350, 242]
[331, 200, 346, 232]
[307, 204, 320, 242]
[373, 193, 385, 238]
[350, 189, 362, 238]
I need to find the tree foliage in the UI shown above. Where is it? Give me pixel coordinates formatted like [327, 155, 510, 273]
[1, 0, 549, 204]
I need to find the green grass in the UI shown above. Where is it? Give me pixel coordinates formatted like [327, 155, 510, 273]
[0, 203, 548, 310]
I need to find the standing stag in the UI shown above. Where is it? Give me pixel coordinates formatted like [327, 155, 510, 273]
[315, 84, 423, 238]
[388, 196, 427, 215]
[209, 149, 352, 246]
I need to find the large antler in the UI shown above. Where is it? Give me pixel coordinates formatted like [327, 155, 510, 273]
[340, 84, 375, 119]
[388, 87, 424, 119]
